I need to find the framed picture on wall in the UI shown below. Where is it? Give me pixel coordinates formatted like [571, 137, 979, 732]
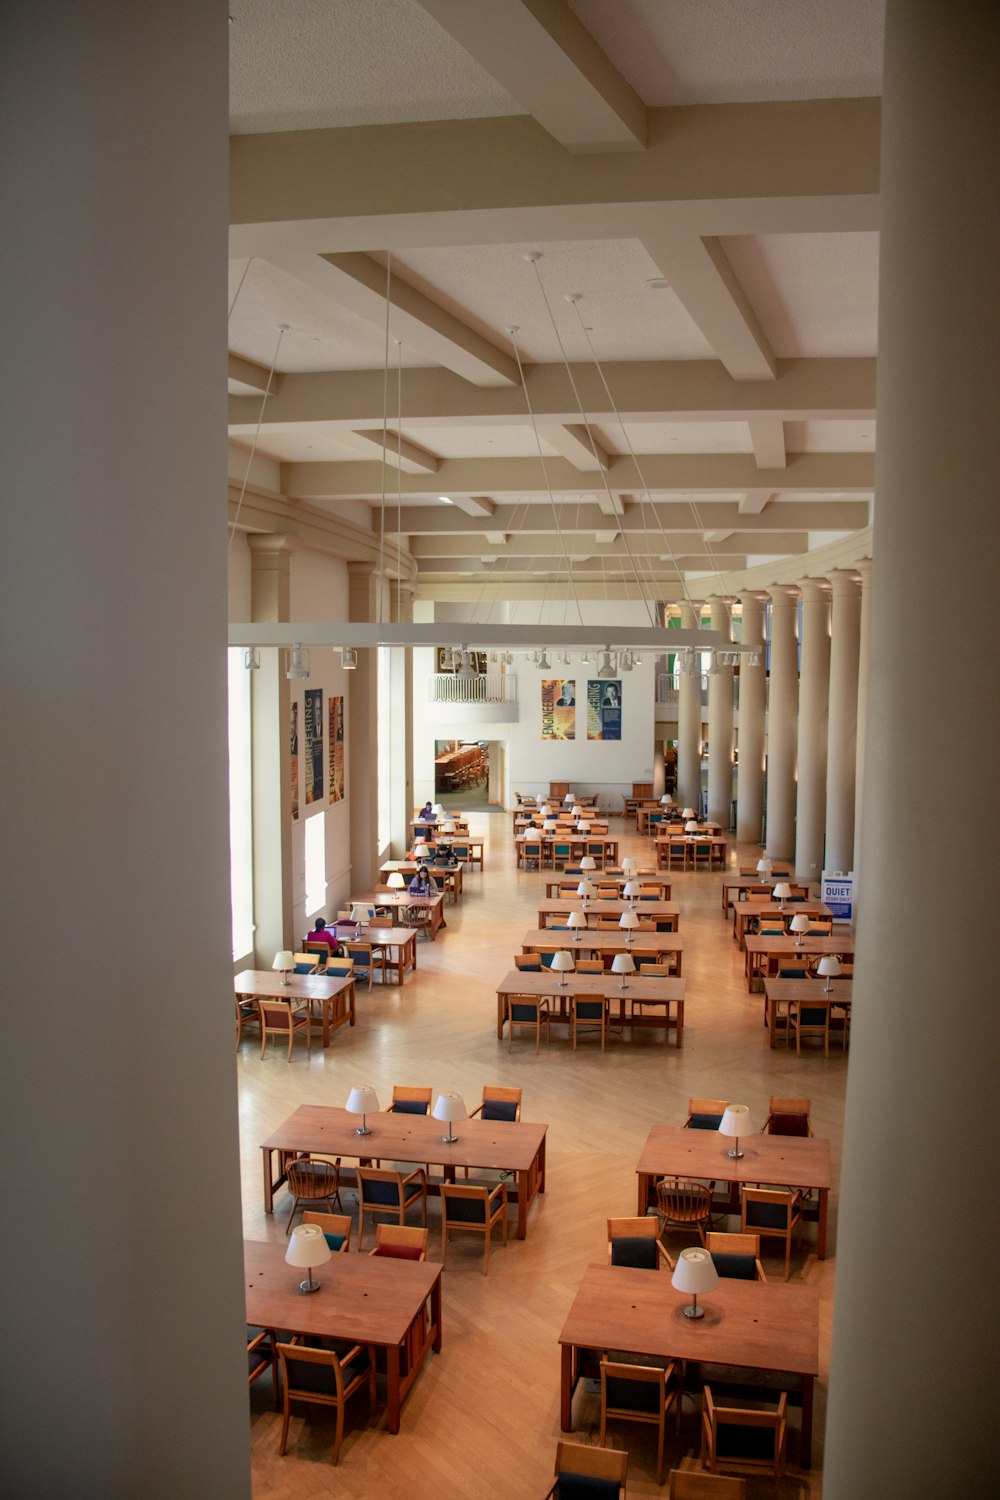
[587, 679, 622, 740]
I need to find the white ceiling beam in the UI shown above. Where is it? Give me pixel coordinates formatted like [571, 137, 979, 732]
[230, 101, 880, 258]
[228, 352, 280, 396]
[739, 491, 777, 516]
[419, 554, 752, 575]
[388, 499, 870, 535]
[350, 430, 441, 474]
[641, 233, 777, 381]
[748, 418, 787, 468]
[273, 251, 519, 387]
[703, 529, 735, 543]
[597, 492, 626, 516]
[595, 529, 619, 544]
[449, 495, 496, 518]
[540, 423, 612, 471]
[483, 531, 509, 545]
[414, 0, 647, 153]
[409, 532, 807, 559]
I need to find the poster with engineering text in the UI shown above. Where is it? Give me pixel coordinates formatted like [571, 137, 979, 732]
[290, 701, 299, 820]
[329, 695, 345, 803]
[541, 678, 575, 740]
[304, 688, 323, 804]
[587, 679, 622, 740]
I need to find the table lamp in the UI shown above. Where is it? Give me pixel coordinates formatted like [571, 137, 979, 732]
[660, 794, 674, 806]
[550, 949, 576, 986]
[441, 820, 457, 834]
[756, 856, 773, 881]
[567, 910, 587, 940]
[576, 819, 589, 832]
[285, 1222, 332, 1294]
[611, 952, 635, 990]
[572, 804, 583, 818]
[272, 950, 294, 986]
[543, 818, 558, 833]
[790, 913, 811, 946]
[622, 880, 638, 906]
[576, 880, 596, 907]
[432, 803, 445, 816]
[816, 955, 842, 991]
[773, 882, 792, 910]
[414, 842, 432, 860]
[619, 909, 640, 945]
[540, 803, 552, 817]
[684, 819, 700, 834]
[351, 903, 374, 924]
[386, 871, 406, 890]
[345, 1084, 380, 1136]
[579, 856, 597, 873]
[672, 1245, 719, 1320]
[563, 793, 575, 805]
[620, 856, 636, 873]
[682, 807, 697, 821]
[719, 1103, 753, 1159]
[432, 1091, 468, 1143]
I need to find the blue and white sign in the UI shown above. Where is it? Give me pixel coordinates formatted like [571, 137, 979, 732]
[821, 870, 854, 924]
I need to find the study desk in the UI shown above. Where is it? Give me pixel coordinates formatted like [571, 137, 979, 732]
[234, 970, 355, 1048]
[719, 873, 801, 913]
[433, 836, 484, 870]
[536, 898, 680, 931]
[634, 1125, 831, 1260]
[380, 859, 464, 902]
[558, 1264, 820, 1467]
[545, 872, 670, 898]
[411, 818, 470, 839]
[260, 1104, 547, 1239]
[732, 900, 833, 950]
[338, 924, 419, 983]
[244, 1239, 441, 1435]
[764, 977, 853, 1049]
[744, 932, 855, 992]
[521, 929, 683, 975]
[515, 834, 620, 868]
[656, 834, 727, 870]
[361, 889, 447, 938]
[496, 969, 685, 1046]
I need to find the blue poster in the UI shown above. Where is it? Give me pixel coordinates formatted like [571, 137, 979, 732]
[303, 688, 324, 805]
[587, 679, 621, 740]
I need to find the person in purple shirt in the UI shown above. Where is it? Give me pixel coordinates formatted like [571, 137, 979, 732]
[306, 918, 340, 956]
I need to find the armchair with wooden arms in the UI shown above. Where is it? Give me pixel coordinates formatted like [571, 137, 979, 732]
[667, 1472, 746, 1499]
[700, 1384, 788, 1478]
[684, 1098, 729, 1131]
[301, 1210, 352, 1253]
[258, 998, 312, 1061]
[302, 940, 335, 968]
[607, 1216, 673, 1270]
[760, 1096, 813, 1137]
[388, 1085, 432, 1115]
[600, 1357, 680, 1486]
[355, 1166, 427, 1250]
[440, 1181, 508, 1275]
[368, 1223, 429, 1260]
[705, 1232, 766, 1282]
[292, 952, 320, 974]
[542, 1441, 628, 1498]
[275, 1339, 377, 1465]
[508, 996, 553, 1052]
[740, 1187, 803, 1281]
[469, 1086, 522, 1122]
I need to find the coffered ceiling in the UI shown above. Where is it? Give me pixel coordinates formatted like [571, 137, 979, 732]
[228, 0, 883, 601]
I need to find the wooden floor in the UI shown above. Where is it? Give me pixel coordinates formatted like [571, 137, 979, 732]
[241, 814, 844, 1498]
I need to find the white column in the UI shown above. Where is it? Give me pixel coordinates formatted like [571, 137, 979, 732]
[736, 594, 766, 844]
[824, 570, 861, 874]
[348, 562, 384, 890]
[248, 534, 295, 959]
[389, 585, 415, 856]
[826, 3, 1000, 1493]
[707, 596, 735, 828]
[851, 559, 873, 900]
[1, 2, 250, 1494]
[676, 599, 703, 812]
[793, 580, 830, 887]
[764, 587, 798, 860]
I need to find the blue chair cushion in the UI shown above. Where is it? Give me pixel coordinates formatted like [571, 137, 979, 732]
[799, 1007, 827, 1025]
[711, 1252, 757, 1280]
[715, 1422, 779, 1460]
[516, 961, 542, 972]
[540, 953, 556, 968]
[285, 1355, 368, 1395]
[363, 1180, 401, 1206]
[294, 961, 316, 973]
[322, 1232, 346, 1252]
[481, 1100, 518, 1122]
[688, 1112, 723, 1130]
[391, 1100, 428, 1115]
[555, 1475, 622, 1499]
[576, 1000, 604, 1019]
[511, 1003, 541, 1021]
[746, 1201, 790, 1230]
[445, 1195, 487, 1223]
[610, 1236, 658, 1270]
[604, 1375, 662, 1414]
[778, 967, 807, 979]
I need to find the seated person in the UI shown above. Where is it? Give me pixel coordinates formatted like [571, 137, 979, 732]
[435, 846, 458, 866]
[408, 865, 434, 896]
[306, 917, 340, 955]
[418, 802, 436, 821]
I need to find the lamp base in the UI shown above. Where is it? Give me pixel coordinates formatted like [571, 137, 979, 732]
[683, 1303, 705, 1319]
[726, 1146, 744, 1159]
[354, 1123, 372, 1136]
[618, 979, 628, 990]
[440, 1130, 458, 1143]
[298, 1277, 321, 1294]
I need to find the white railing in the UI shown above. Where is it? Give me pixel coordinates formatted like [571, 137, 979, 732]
[427, 673, 517, 705]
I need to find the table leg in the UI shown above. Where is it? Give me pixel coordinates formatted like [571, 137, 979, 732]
[497, 991, 506, 1040]
[800, 1373, 815, 1468]
[637, 1170, 652, 1214]
[385, 1345, 402, 1433]
[768, 997, 777, 1049]
[321, 997, 330, 1048]
[817, 1188, 828, 1259]
[515, 1169, 528, 1239]
[348, 979, 356, 1028]
[262, 1147, 275, 1214]
[674, 952, 682, 978]
[676, 999, 684, 1048]
[560, 1343, 574, 1430]
[431, 1275, 443, 1352]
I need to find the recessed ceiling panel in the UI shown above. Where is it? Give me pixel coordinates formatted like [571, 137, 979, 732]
[601, 421, 754, 455]
[722, 233, 879, 357]
[786, 420, 876, 452]
[229, 425, 379, 464]
[397, 425, 561, 459]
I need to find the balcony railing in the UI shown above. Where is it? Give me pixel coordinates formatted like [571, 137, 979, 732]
[427, 672, 517, 705]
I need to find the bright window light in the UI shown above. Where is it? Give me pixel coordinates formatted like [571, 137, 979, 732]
[227, 649, 254, 960]
[305, 811, 326, 916]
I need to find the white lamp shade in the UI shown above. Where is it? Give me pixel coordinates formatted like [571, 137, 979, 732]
[414, 843, 432, 858]
[346, 1085, 380, 1116]
[685, 819, 700, 833]
[719, 1104, 753, 1139]
[579, 856, 597, 871]
[671, 1245, 720, 1294]
[611, 953, 636, 975]
[563, 793, 574, 804]
[543, 819, 558, 832]
[816, 956, 842, 978]
[756, 856, 773, 875]
[789, 914, 811, 934]
[272, 950, 294, 972]
[432, 803, 444, 815]
[576, 820, 589, 831]
[620, 857, 636, 871]
[549, 950, 575, 973]
[619, 910, 640, 930]
[386, 872, 406, 889]
[660, 794, 672, 805]
[567, 911, 587, 929]
[540, 804, 552, 816]
[572, 805, 583, 816]
[682, 807, 696, 820]
[622, 881, 638, 899]
[525, 827, 542, 841]
[773, 883, 792, 901]
[576, 881, 596, 898]
[442, 821, 457, 833]
[432, 1091, 468, 1123]
[351, 904, 374, 922]
[285, 1223, 333, 1270]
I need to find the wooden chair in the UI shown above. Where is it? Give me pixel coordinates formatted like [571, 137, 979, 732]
[284, 1156, 343, 1234]
[667, 840, 689, 869]
[571, 993, 608, 1050]
[344, 940, 382, 991]
[440, 1181, 507, 1274]
[760, 1096, 813, 1137]
[302, 939, 335, 967]
[301, 1210, 352, 1252]
[740, 1187, 802, 1281]
[522, 841, 543, 871]
[700, 1384, 788, 1477]
[235, 993, 260, 1048]
[247, 1325, 278, 1397]
[258, 998, 311, 1061]
[292, 952, 320, 974]
[389, 1085, 432, 1115]
[705, 1232, 766, 1282]
[607, 1216, 673, 1270]
[508, 997, 553, 1052]
[655, 1178, 713, 1247]
[600, 1357, 679, 1486]
[469, 1086, 522, 1122]
[542, 1441, 628, 1498]
[323, 956, 355, 980]
[684, 1098, 729, 1130]
[667, 1470, 746, 1499]
[575, 958, 603, 973]
[369, 1223, 429, 1261]
[355, 1166, 427, 1250]
[275, 1339, 376, 1465]
[787, 997, 832, 1055]
[515, 953, 543, 972]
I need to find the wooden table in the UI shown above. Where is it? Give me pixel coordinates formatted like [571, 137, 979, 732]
[361, 890, 447, 939]
[521, 929, 683, 975]
[546, 872, 670, 898]
[234, 970, 355, 1048]
[380, 859, 464, 903]
[558, 1264, 820, 1467]
[411, 818, 469, 839]
[764, 976, 853, 1049]
[744, 932, 855, 991]
[720, 873, 800, 913]
[536, 898, 680, 931]
[336, 924, 419, 983]
[244, 1239, 441, 1435]
[732, 900, 833, 950]
[260, 1104, 547, 1239]
[656, 834, 727, 870]
[435, 836, 484, 870]
[634, 1125, 831, 1260]
[516, 834, 620, 868]
[496, 969, 685, 1046]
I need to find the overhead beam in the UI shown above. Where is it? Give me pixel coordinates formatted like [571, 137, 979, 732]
[414, 0, 647, 152]
[229, 358, 876, 431]
[748, 418, 787, 468]
[739, 491, 777, 516]
[409, 532, 808, 559]
[641, 234, 777, 381]
[228, 352, 279, 396]
[387, 499, 870, 534]
[597, 491, 626, 516]
[449, 495, 496, 518]
[351, 429, 440, 474]
[540, 423, 612, 470]
[230, 101, 880, 258]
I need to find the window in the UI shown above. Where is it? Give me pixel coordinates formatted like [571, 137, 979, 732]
[304, 810, 326, 917]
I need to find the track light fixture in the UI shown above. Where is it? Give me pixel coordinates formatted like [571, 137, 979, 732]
[285, 645, 310, 680]
[597, 649, 616, 679]
[341, 648, 358, 671]
[244, 648, 260, 671]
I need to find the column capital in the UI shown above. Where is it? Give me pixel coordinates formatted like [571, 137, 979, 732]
[247, 531, 297, 557]
[798, 577, 830, 600]
[768, 584, 800, 608]
[827, 567, 862, 596]
[854, 557, 873, 584]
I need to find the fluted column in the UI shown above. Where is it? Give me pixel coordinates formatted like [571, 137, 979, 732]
[388, 585, 415, 857]
[851, 559, 873, 901]
[794, 580, 830, 887]
[764, 587, 798, 860]
[676, 600, 703, 812]
[248, 533, 296, 959]
[824, 569, 861, 873]
[348, 561, 385, 890]
[736, 594, 766, 844]
[707, 596, 734, 828]
[826, 4, 999, 1492]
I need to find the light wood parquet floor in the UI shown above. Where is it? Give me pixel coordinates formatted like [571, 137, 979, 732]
[240, 813, 844, 1498]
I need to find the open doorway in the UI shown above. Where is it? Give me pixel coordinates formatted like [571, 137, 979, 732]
[433, 739, 504, 811]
